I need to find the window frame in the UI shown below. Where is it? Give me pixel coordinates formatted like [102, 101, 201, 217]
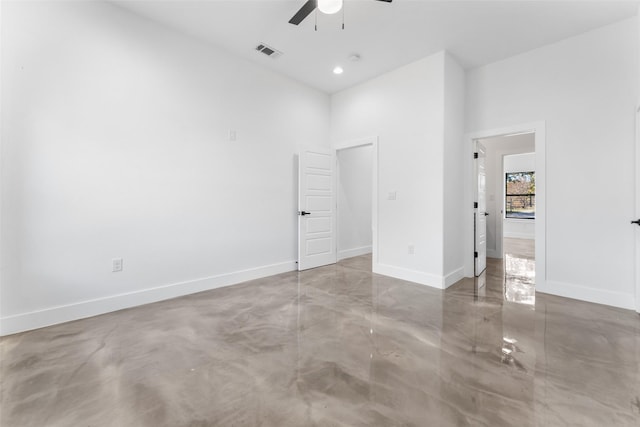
[505, 171, 535, 220]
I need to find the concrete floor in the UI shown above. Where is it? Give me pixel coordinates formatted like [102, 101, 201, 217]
[1, 243, 639, 426]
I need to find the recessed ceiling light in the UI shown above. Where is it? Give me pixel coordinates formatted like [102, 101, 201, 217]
[333, 66, 344, 75]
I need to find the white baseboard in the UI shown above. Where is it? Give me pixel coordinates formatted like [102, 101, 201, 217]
[0, 261, 297, 336]
[486, 249, 502, 259]
[338, 245, 372, 261]
[503, 232, 535, 239]
[373, 263, 446, 289]
[444, 267, 465, 288]
[537, 280, 635, 310]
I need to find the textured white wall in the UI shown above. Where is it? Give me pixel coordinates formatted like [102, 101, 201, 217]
[0, 1, 330, 334]
[467, 17, 638, 308]
[337, 145, 373, 259]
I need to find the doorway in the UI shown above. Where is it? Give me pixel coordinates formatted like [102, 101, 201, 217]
[336, 144, 373, 262]
[474, 133, 537, 301]
[502, 151, 536, 303]
[465, 122, 546, 292]
[335, 136, 379, 270]
[297, 137, 379, 271]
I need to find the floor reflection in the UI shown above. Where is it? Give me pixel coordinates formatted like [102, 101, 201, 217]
[2, 249, 639, 427]
[503, 238, 535, 306]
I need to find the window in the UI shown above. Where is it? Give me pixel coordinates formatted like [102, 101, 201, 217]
[505, 171, 535, 219]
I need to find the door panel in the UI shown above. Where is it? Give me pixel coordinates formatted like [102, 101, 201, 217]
[475, 141, 487, 276]
[298, 147, 336, 271]
[635, 109, 640, 313]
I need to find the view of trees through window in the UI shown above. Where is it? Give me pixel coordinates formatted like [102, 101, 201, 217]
[505, 171, 535, 219]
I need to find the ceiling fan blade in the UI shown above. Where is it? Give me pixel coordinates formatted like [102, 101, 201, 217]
[289, 0, 317, 25]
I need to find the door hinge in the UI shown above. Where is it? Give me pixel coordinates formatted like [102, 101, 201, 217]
[473, 152, 478, 159]
[474, 251, 478, 258]
[474, 202, 478, 209]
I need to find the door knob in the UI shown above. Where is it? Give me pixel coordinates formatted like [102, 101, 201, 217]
[632, 219, 640, 226]
[299, 211, 311, 216]
[484, 212, 490, 216]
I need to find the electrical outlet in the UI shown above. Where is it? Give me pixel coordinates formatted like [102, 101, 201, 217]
[112, 258, 123, 272]
[388, 191, 397, 201]
[229, 130, 237, 141]
[408, 245, 414, 255]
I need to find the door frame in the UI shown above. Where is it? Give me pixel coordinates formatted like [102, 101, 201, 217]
[474, 140, 487, 276]
[464, 122, 546, 289]
[334, 136, 379, 267]
[635, 107, 640, 313]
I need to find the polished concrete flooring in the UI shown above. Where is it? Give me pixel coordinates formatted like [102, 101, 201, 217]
[1, 245, 639, 426]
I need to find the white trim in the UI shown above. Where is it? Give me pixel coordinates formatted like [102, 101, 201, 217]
[334, 136, 377, 151]
[334, 136, 379, 267]
[444, 267, 465, 288]
[635, 106, 640, 313]
[464, 121, 546, 291]
[636, 4, 640, 312]
[487, 249, 502, 259]
[0, 260, 296, 336]
[503, 232, 535, 240]
[338, 246, 372, 261]
[373, 263, 447, 289]
[538, 281, 635, 311]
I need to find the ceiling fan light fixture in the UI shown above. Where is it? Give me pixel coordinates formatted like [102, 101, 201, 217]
[318, 0, 343, 15]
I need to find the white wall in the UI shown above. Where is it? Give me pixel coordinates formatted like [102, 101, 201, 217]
[443, 54, 466, 285]
[331, 51, 465, 288]
[0, 1, 330, 334]
[337, 145, 372, 259]
[480, 134, 535, 257]
[467, 17, 638, 309]
[503, 152, 535, 241]
[504, 152, 535, 174]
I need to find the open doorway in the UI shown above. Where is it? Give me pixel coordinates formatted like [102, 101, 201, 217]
[502, 151, 536, 304]
[476, 133, 536, 303]
[467, 123, 545, 304]
[334, 137, 378, 273]
[297, 137, 378, 272]
[337, 145, 373, 261]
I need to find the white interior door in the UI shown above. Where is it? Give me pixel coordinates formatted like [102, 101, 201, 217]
[635, 108, 640, 313]
[475, 141, 487, 276]
[298, 147, 337, 271]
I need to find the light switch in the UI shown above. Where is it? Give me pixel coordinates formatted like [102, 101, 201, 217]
[388, 191, 397, 201]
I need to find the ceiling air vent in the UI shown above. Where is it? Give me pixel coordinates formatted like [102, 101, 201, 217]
[255, 43, 283, 59]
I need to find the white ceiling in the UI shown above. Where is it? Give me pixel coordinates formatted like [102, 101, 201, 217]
[114, 0, 639, 94]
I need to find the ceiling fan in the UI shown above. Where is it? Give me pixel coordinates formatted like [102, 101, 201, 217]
[289, 0, 392, 26]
